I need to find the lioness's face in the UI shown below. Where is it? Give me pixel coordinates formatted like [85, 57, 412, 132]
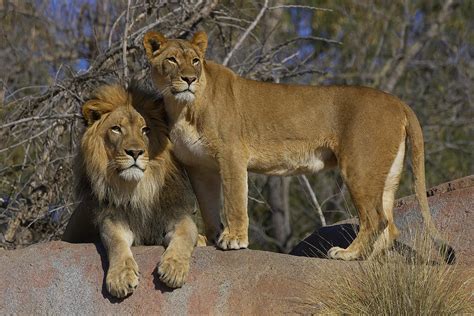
[83, 102, 151, 182]
[144, 32, 208, 103]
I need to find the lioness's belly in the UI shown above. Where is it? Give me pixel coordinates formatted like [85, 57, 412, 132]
[171, 119, 337, 174]
[248, 147, 337, 176]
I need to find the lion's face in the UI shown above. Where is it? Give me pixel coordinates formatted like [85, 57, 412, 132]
[143, 32, 208, 103]
[101, 108, 150, 181]
[82, 93, 151, 182]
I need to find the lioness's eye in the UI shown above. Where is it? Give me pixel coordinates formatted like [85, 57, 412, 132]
[111, 126, 121, 134]
[167, 57, 178, 64]
[193, 58, 200, 65]
[142, 127, 151, 135]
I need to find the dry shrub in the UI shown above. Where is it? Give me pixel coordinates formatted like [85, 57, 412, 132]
[321, 234, 473, 315]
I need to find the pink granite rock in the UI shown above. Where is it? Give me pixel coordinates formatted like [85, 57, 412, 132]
[0, 176, 472, 314]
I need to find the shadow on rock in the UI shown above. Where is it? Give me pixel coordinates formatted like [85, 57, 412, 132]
[152, 265, 175, 294]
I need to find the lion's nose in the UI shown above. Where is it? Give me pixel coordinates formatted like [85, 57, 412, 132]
[125, 149, 144, 160]
[181, 76, 197, 85]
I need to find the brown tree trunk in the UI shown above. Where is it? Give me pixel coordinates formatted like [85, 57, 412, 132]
[267, 176, 291, 251]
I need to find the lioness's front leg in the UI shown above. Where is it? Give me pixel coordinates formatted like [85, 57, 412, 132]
[158, 215, 198, 288]
[100, 218, 139, 298]
[217, 155, 249, 250]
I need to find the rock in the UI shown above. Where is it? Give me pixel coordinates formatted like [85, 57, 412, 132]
[0, 176, 473, 314]
[0, 242, 340, 314]
[394, 175, 474, 264]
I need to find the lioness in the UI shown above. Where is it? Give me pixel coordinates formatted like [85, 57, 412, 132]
[143, 32, 455, 263]
[62, 84, 200, 297]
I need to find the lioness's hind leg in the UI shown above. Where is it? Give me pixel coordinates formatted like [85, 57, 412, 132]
[368, 140, 405, 259]
[329, 160, 389, 260]
[328, 206, 383, 260]
[159, 215, 198, 288]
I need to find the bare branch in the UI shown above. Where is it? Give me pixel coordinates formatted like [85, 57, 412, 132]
[268, 5, 333, 12]
[0, 114, 81, 129]
[108, 10, 126, 48]
[379, 0, 456, 91]
[298, 175, 327, 226]
[222, 0, 269, 66]
[122, 0, 132, 85]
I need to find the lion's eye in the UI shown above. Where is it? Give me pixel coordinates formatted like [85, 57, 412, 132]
[142, 127, 151, 135]
[167, 57, 178, 64]
[111, 126, 121, 134]
[193, 58, 200, 65]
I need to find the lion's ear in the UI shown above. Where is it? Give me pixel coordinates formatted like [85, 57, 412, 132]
[191, 31, 208, 57]
[82, 100, 114, 125]
[143, 32, 167, 60]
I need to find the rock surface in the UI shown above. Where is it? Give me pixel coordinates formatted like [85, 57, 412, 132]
[394, 175, 474, 264]
[1, 176, 473, 314]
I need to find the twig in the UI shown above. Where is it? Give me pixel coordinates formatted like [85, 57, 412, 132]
[0, 124, 55, 154]
[298, 175, 326, 226]
[248, 196, 266, 204]
[108, 10, 126, 48]
[271, 36, 342, 53]
[222, 0, 269, 66]
[281, 69, 326, 79]
[0, 114, 81, 129]
[379, 0, 456, 91]
[268, 5, 333, 12]
[5, 85, 49, 100]
[122, 0, 132, 86]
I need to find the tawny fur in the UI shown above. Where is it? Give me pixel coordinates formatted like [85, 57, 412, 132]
[143, 32, 455, 263]
[62, 84, 200, 297]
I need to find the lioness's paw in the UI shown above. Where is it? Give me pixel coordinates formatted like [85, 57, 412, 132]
[328, 246, 361, 261]
[106, 257, 139, 298]
[158, 252, 190, 288]
[217, 229, 249, 250]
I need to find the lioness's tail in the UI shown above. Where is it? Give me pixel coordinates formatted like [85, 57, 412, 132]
[404, 106, 455, 264]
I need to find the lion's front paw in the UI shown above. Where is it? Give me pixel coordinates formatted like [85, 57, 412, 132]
[158, 251, 190, 288]
[328, 246, 361, 261]
[217, 228, 249, 250]
[106, 257, 139, 298]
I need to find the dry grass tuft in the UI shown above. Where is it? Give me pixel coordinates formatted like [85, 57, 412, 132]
[321, 234, 473, 315]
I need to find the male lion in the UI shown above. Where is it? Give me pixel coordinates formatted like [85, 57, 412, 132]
[62, 84, 200, 297]
[143, 32, 455, 263]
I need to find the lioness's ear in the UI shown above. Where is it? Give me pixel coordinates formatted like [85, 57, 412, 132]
[143, 32, 167, 60]
[82, 100, 114, 126]
[191, 32, 208, 56]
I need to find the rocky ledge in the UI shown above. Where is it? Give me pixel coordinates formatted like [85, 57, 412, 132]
[1, 176, 472, 314]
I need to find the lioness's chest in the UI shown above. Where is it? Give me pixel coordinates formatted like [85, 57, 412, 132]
[170, 119, 215, 168]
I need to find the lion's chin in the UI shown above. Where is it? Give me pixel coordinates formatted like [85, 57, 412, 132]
[119, 167, 145, 182]
[174, 91, 195, 103]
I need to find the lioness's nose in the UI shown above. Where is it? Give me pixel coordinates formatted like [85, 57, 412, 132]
[181, 76, 196, 85]
[125, 149, 144, 160]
